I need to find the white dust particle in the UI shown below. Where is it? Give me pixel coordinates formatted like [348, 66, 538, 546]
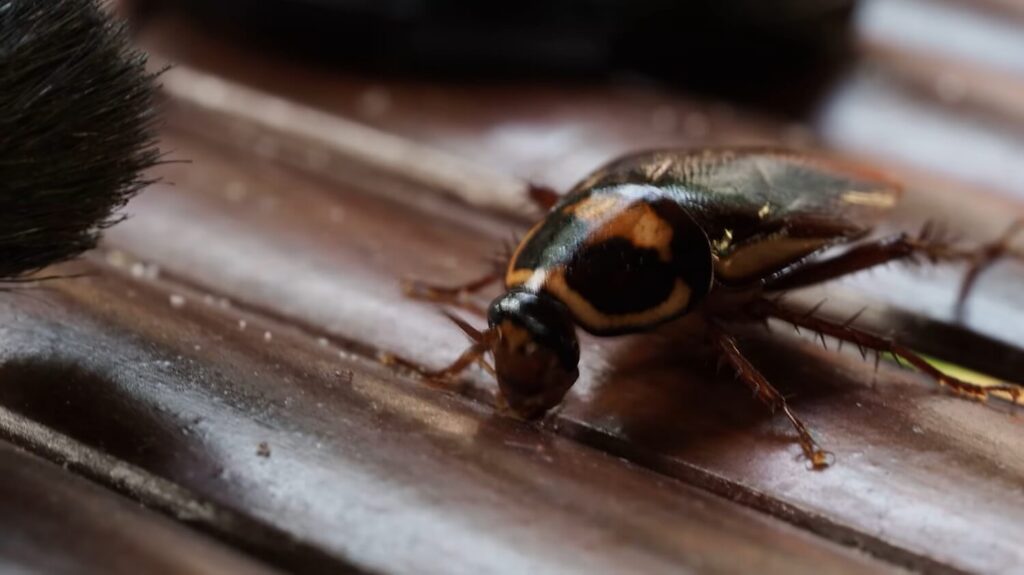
[263, 331, 273, 342]
[238, 320, 247, 330]
[132, 262, 161, 280]
[105, 250, 128, 268]
[169, 294, 186, 309]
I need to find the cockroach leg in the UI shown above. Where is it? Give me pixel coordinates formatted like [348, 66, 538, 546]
[430, 312, 498, 381]
[527, 183, 560, 211]
[403, 271, 501, 315]
[414, 316, 498, 385]
[706, 322, 833, 470]
[765, 223, 1024, 302]
[421, 341, 490, 381]
[748, 298, 1024, 404]
[955, 219, 1024, 319]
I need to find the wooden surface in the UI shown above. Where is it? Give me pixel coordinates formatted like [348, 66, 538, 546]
[2, 1, 1023, 573]
[0, 439, 278, 575]
[0, 259, 892, 575]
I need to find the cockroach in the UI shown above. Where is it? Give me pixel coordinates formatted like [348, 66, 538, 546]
[407, 148, 1022, 469]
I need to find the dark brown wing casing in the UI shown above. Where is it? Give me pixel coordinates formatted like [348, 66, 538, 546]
[506, 149, 901, 334]
[565, 148, 902, 284]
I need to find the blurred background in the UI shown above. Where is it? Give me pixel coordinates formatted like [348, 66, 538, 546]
[123, 0, 1024, 202]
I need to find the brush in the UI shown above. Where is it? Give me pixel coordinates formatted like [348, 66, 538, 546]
[0, 0, 160, 280]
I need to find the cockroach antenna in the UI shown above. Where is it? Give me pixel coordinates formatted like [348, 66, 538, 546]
[0, 0, 160, 281]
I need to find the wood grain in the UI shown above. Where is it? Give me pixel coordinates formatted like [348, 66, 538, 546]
[2, 4, 1019, 573]
[142, 13, 1024, 349]
[0, 439, 279, 575]
[0, 259, 891, 575]
[94, 122, 1023, 574]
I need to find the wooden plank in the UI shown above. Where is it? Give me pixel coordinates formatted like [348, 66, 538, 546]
[96, 122, 1024, 574]
[0, 396, 364, 575]
[0, 439, 278, 575]
[0, 260, 890, 574]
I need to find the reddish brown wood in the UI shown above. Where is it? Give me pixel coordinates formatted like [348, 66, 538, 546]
[0, 260, 890, 575]
[7, 4, 1021, 573]
[95, 125, 1024, 573]
[0, 440, 278, 575]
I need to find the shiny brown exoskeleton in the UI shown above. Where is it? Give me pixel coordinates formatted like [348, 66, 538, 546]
[407, 148, 1023, 469]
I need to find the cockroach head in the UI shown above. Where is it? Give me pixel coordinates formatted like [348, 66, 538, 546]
[487, 290, 580, 419]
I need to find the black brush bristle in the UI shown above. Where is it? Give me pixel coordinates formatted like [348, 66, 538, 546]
[0, 0, 160, 279]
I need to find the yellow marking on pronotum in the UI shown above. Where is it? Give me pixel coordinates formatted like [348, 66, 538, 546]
[565, 194, 621, 221]
[507, 267, 692, 333]
[506, 267, 538, 288]
[586, 203, 674, 261]
[509, 199, 678, 284]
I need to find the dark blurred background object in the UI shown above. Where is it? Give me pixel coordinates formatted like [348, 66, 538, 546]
[141, 0, 855, 110]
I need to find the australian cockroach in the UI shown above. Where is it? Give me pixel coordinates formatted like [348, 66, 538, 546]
[406, 148, 1022, 469]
